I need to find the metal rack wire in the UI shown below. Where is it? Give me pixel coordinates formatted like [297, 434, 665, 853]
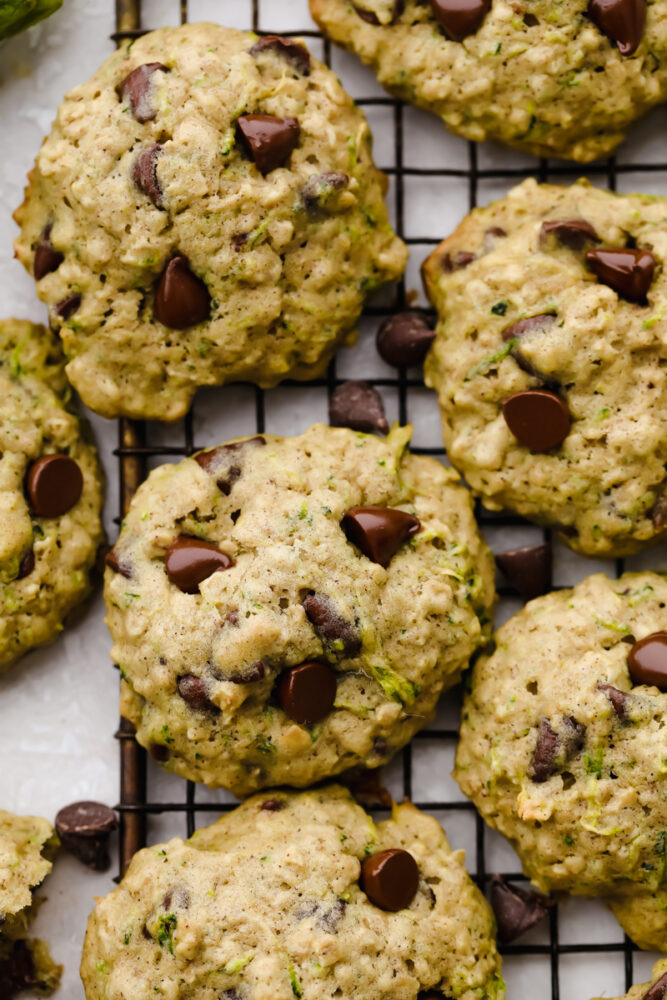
[110, 1, 662, 995]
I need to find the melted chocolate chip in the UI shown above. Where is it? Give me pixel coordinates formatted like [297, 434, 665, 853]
[55, 801, 118, 871]
[33, 224, 63, 280]
[54, 294, 81, 320]
[491, 875, 550, 943]
[360, 848, 419, 911]
[149, 743, 169, 762]
[25, 454, 83, 517]
[105, 548, 132, 579]
[597, 682, 631, 722]
[236, 114, 300, 174]
[302, 171, 349, 214]
[260, 798, 286, 811]
[353, 0, 405, 23]
[249, 35, 311, 75]
[502, 313, 556, 341]
[302, 591, 361, 656]
[154, 256, 211, 329]
[429, 0, 491, 40]
[195, 436, 266, 494]
[329, 381, 389, 435]
[342, 506, 421, 567]
[277, 660, 337, 725]
[177, 674, 219, 714]
[227, 660, 266, 684]
[17, 550, 35, 580]
[495, 543, 552, 600]
[165, 536, 233, 594]
[502, 390, 571, 451]
[132, 143, 164, 208]
[642, 971, 667, 1000]
[540, 218, 600, 249]
[442, 250, 476, 272]
[588, 0, 646, 55]
[376, 312, 435, 368]
[117, 62, 169, 123]
[627, 632, 667, 689]
[531, 719, 559, 782]
[586, 247, 655, 302]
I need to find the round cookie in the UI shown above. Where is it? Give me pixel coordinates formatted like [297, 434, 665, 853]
[310, 0, 667, 162]
[454, 571, 667, 948]
[13, 23, 407, 421]
[80, 785, 505, 1000]
[592, 961, 667, 1000]
[0, 318, 105, 672]
[106, 423, 494, 795]
[423, 178, 667, 558]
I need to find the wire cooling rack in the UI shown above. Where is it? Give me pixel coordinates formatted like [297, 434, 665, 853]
[111, 2, 667, 996]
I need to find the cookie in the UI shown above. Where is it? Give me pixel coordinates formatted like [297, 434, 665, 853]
[310, 0, 667, 162]
[13, 23, 407, 421]
[454, 571, 667, 948]
[423, 178, 667, 558]
[0, 0, 62, 39]
[0, 809, 62, 996]
[0, 318, 105, 671]
[593, 961, 667, 1000]
[105, 423, 494, 795]
[80, 785, 504, 1000]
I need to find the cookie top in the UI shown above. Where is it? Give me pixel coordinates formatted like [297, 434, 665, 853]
[81, 786, 504, 1000]
[106, 424, 494, 795]
[594, 961, 667, 1000]
[0, 319, 105, 672]
[310, 0, 667, 162]
[423, 179, 667, 558]
[13, 23, 407, 421]
[454, 571, 667, 937]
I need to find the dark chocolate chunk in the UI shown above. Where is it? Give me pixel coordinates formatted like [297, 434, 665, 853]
[33, 224, 63, 280]
[177, 674, 219, 714]
[586, 247, 655, 302]
[502, 313, 556, 341]
[0, 940, 42, 997]
[55, 801, 118, 871]
[154, 255, 211, 329]
[236, 114, 300, 174]
[502, 390, 570, 451]
[25, 454, 83, 518]
[442, 250, 476, 272]
[588, 0, 646, 55]
[540, 218, 600, 249]
[165, 536, 233, 594]
[342, 506, 421, 567]
[490, 875, 550, 943]
[429, 0, 491, 40]
[597, 682, 631, 721]
[360, 848, 419, 911]
[329, 381, 389, 435]
[249, 35, 311, 75]
[303, 591, 361, 656]
[260, 798, 286, 811]
[531, 719, 559, 782]
[17, 549, 35, 580]
[627, 632, 667, 689]
[352, 0, 404, 23]
[642, 971, 667, 1000]
[54, 294, 81, 320]
[376, 312, 435, 368]
[117, 62, 169, 123]
[302, 171, 349, 214]
[277, 660, 337, 725]
[132, 143, 164, 208]
[105, 548, 132, 579]
[227, 660, 266, 684]
[495, 543, 552, 600]
[195, 436, 265, 495]
[149, 743, 169, 762]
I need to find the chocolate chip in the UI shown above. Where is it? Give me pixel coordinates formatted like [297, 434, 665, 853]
[33, 224, 63, 280]
[627, 632, 667, 689]
[342, 506, 420, 567]
[149, 743, 169, 762]
[17, 550, 35, 580]
[54, 294, 81, 320]
[531, 719, 559, 782]
[55, 801, 118, 871]
[132, 143, 164, 208]
[352, 0, 404, 23]
[347, 769, 393, 808]
[302, 171, 349, 215]
[502, 390, 570, 451]
[227, 660, 266, 684]
[484, 226, 506, 251]
[376, 312, 435, 368]
[597, 682, 631, 721]
[154, 256, 211, 329]
[490, 875, 550, 943]
[25, 454, 83, 517]
[105, 548, 132, 579]
[428, 0, 491, 40]
[442, 250, 476, 272]
[586, 247, 655, 302]
[165, 536, 233, 594]
[303, 591, 362, 656]
[162, 887, 190, 910]
[502, 313, 557, 341]
[195, 436, 266, 495]
[496, 543, 552, 600]
[588, 0, 646, 55]
[277, 661, 337, 725]
[417, 993, 449, 1000]
[642, 971, 667, 1000]
[540, 218, 600, 249]
[249, 35, 311, 75]
[177, 674, 219, 714]
[260, 798, 286, 811]
[329, 381, 388, 435]
[318, 898, 347, 932]
[360, 848, 419, 911]
[236, 114, 300, 174]
[0, 940, 41, 996]
[117, 62, 169, 123]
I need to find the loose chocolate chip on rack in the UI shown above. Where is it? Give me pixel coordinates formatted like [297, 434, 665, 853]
[361, 848, 419, 911]
[302, 171, 349, 215]
[588, 0, 646, 55]
[25, 454, 83, 517]
[442, 250, 476, 272]
[236, 114, 300, 174]
[627, 632, 667, 689]
[496, 543, 552, 600]
[277, 661, 337, 725]
[376, 312, 435, 367]
[491, 875, 550, 943]
[154, 256, 211, 329]
[54, 294, 81, 320]
[195, 437, 266, 494]
[531, 719, 559, 782]
[540, 218, 600, 249]
[17, 550, 35, 580]
[429, 0, 491, 40]
[342, 506, 421, 567]
[329, 380, 389, 435]
[55, 801, 118, 871]
[586, 247, 655, 302]
[132, 143, 164, 208]
[117, 62, 169, 123]
[105, 548, 132, 579]
[165, 536, 233, 594]
[249, 35, 311, 75]
[642, 971, 667, 1000]
[302, 591, 361, 656]
[597, 682, 632, 721]
[502, 390, 570, 451]
[353, 1, 405, 23]
[33, 224, 63, 280]
[177, 674, 220, 714]
[502, 313, 556, 341]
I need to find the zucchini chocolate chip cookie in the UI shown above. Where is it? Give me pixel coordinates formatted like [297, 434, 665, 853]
[13, 23, 406, 422]
[454, 570, 667, 950]
[105, 424, 494, 795]
[0, 809, 62, 996]
[80, 786, 505, 1000]
[423, 178, 667, 558]
[0, 319, 104, 672]
[310, 0, 667, 162]
[595, 961, 667, 1000]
